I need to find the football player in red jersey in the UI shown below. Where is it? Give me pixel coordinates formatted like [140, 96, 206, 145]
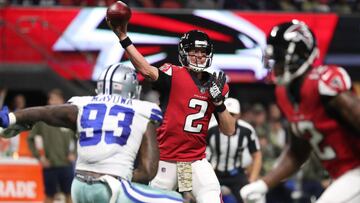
[107, 20, 236, 203]
[240, 20, 360, 203]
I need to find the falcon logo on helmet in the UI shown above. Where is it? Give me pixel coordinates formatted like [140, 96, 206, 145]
[266, 20, 319, 85]
[284, 23, 314, 50]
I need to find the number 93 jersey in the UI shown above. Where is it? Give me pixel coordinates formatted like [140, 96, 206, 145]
[68, 95, 162, 181]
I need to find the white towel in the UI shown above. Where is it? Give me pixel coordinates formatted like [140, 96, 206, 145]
[99, 175, 121, 203]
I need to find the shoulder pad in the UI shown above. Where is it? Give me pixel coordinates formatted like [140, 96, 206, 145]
[67, 96, 80, 104]
[318, 66, 352, 96]
[67, 96, 93, 106]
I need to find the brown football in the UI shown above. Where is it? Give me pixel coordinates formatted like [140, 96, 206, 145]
[106, 1, 131, 26]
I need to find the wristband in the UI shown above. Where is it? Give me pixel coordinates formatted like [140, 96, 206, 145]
[119, 37, 133, 49]
[215, 103, 226, 113]
[8, 112, 16, 126]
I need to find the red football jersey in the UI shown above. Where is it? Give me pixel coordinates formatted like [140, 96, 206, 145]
[276, 65, 360, 179]
[155, 64, 229, 162]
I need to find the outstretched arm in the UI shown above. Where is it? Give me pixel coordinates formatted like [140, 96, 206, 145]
[132, 121, 160, 184]
[217, 111, 236, 135]
[262, 134, 311, 188]
[240, 133, 312, 201]
[328, 91, 360, 134]
[107, 20, 159, 81]
[14, 105, 78, 130]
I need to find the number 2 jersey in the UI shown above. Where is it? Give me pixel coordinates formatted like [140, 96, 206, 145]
[275, 65, 360, 179]
[68, 95, 162, 181]
[153, 64, 229, 162]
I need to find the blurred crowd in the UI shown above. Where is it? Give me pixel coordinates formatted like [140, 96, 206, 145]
[0, 0, 359, 14]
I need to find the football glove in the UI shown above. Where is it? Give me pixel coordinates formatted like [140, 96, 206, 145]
[240, 180, 268, 203]
[0, 124, 32, 138]
[0, 106, 32, 138]
[209, 72, 226, 105]
[0, 106, 10, 128]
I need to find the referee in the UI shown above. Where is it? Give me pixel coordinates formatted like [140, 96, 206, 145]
[207, 97, 262, 203]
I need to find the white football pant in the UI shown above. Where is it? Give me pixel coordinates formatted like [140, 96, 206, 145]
[150, 158, 223, 203]
[317, 166, 360, 203]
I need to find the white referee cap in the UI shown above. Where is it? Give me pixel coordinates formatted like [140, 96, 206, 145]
[224, 97, 240, 114]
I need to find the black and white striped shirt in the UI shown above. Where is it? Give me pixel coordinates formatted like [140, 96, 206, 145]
[206, 120, 260, 172]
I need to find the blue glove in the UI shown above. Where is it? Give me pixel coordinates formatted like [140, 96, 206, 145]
[0, 106, 10, 128]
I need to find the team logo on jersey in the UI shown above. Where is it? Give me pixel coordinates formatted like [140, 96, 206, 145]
[200, 87, 207, 94]
[161, 167, 166, 173]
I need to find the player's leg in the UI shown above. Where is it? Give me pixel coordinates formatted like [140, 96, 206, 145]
[71, 178, 112, 203]
[118, 180, 183, 203]
[191, 158, 222, 203]
[57, 165, 74, 203]
[43, 168, 57, 203]
[220, 186, 237, 203]
[229, 176, 247, 203]
[149, 160, 178, 190]
[316, 167, 360, 203]
[216, 169, 248, 203]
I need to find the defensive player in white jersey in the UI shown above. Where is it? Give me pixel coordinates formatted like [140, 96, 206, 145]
[0, 64, 183, 203]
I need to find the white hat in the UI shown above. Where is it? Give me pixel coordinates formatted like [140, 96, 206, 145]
[224, 97, 240, 114]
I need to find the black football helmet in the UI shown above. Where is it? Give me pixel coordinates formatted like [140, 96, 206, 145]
[178, 30, 214, 72]
[266, 20, 319, 85]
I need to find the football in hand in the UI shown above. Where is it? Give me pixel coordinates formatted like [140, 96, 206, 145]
[106, 1, 132, 26]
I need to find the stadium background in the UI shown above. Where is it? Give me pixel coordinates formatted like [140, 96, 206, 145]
[1, 1, 360, 202]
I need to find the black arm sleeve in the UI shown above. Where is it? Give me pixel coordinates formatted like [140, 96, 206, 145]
[152, 69, 171, 94]
[152, 69, 172, 112]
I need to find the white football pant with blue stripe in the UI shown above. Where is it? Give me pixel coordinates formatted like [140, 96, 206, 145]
[71, 178, 183, 203]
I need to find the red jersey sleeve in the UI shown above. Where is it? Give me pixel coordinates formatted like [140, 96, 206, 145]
[318, 66, 352, 96]
[222, 83, 229, 97]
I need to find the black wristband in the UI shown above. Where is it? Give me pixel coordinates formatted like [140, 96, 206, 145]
[215, 103, 226, 113]
[120, 37, 133, 49]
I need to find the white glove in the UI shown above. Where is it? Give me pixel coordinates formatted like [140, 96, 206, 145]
[240, 180, 268, 203]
